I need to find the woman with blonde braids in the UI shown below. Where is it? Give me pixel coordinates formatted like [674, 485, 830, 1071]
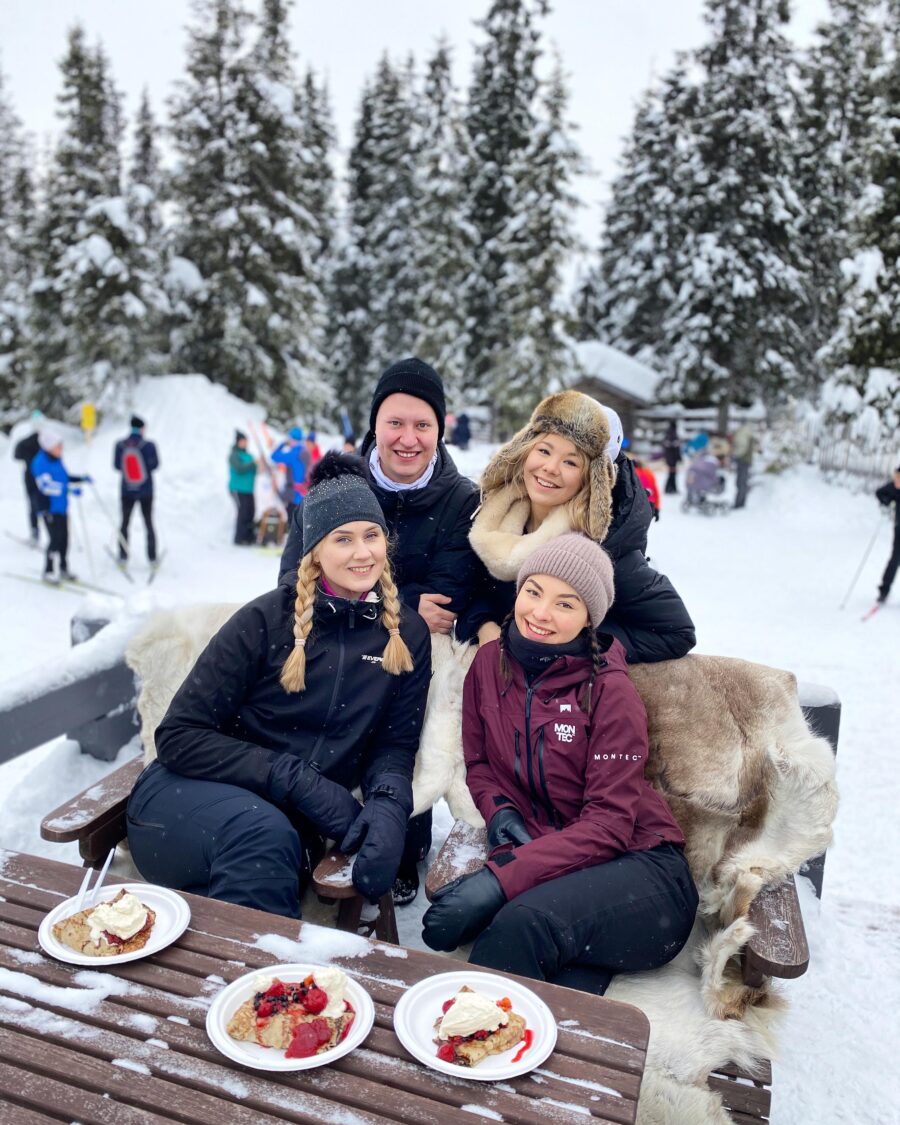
[126, 454, 431, 918]
[458, 391, 696, 663]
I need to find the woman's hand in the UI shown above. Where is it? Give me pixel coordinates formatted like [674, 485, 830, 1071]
[422, 867, 506, 951]
[340, 789, 409, 903]
[477, 621, 502, 646]
[270, 758, 361, 841]
[487, 808, 532, 849]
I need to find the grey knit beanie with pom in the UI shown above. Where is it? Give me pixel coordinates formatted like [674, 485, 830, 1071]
[302, 453, 387, 555]
[516, 533, 615, 628]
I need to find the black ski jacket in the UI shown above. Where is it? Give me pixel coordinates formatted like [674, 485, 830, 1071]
[14, 432, 41, 491]
[154, 577, 432, 806]
[114, 433, 159, 499]
[457, 456, 696, 664]
[876, 480, 900, 529]
[279, 441, 481, 616]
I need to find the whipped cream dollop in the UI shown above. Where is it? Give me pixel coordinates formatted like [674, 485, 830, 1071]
[438, 989, 510, 1040]
[88, 892, 148, 943]
[253, 967, 349, 1020]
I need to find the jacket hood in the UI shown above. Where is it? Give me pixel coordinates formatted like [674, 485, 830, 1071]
[603, 455, 652, 560]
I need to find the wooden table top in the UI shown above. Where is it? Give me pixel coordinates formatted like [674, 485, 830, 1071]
[0, 850, 650, 1125]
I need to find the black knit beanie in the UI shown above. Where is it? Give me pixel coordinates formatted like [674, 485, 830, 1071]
[368, 357, 446, 440]
[302, 453, 388, 555]
[130, 415, 144, 430]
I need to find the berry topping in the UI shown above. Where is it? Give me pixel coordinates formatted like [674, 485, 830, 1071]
[311, 1018, 332, 1045]
[302, 986, 328, 1014]
[266, 980, 287, 998]
[285, 1022, 320, 1059]
[256, 1000, 274, 1019]
[441, 998, 455, 1013]
[497, 997, 512, 1011]
[436, 1042, 456, 1063]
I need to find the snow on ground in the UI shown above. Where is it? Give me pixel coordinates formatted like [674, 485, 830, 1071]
[1, 374, 898, 1122]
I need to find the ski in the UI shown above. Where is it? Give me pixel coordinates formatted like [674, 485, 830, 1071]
[146, 549, 167, 585]
[861, 603, 882, 622]
[63, 575, 124, 597]
[3, 530, 41, 550]
[3, 571, 86, 596]
[103, 544, 136, 583]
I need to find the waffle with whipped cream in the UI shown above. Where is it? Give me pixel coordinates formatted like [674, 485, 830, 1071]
[52, 888, 155, 956]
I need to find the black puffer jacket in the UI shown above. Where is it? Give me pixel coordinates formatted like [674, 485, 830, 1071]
[458, 456, 696, 663]
[154, 577, 432, 805]
[279, 440, 481, 616]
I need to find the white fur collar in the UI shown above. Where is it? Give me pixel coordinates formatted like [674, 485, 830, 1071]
[469, 486, 574, 581]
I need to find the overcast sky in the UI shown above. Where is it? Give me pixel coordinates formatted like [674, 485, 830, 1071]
[0, 0, 829, 256]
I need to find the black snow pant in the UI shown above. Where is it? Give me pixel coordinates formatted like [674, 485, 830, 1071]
[734, 460, 751, 508]
[398, 809, 433, 873]
[879, 525, 900, 600]
[127, 761, 321, 919]
[25, 476, 41, 536]
[119, 494, 157, 562]
[233, 491, 255, 544]
[42, 512, 69, 574]
[470, 841, 698, 995]
[664, 468, 678, 494]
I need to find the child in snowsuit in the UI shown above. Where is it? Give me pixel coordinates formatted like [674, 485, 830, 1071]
[876, 466, 900, 604]
[113, 415, 159, 567]
[127, 454, 432, 918]
[30, 427, 92, 583]
[423, 533, 697, 995]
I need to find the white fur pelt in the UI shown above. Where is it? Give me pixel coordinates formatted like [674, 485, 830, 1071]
[126, 603, 241, 762]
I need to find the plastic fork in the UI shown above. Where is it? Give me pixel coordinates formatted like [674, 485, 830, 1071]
[73, 846, 116, 912]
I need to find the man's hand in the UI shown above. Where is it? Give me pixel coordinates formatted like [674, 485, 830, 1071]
[477, 621, 502, 646]
[418, 593, 455, 635]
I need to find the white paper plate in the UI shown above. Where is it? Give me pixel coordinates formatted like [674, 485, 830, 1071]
[38, 882, 191, 967]
[206, 963, 375, 1072]
[393, 970, 557, 1081]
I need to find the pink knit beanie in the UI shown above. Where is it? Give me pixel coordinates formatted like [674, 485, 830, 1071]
[516, 533, 615, 627]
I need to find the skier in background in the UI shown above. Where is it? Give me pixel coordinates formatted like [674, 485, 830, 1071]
[272, 427, 310, 522]
[875, 465, 900, 604]
[13, 410, 44, 545]
[305, 431, 322, 464]
[731, 421, 756, 509]
[31, 427, 92, 583]
[113, 415, 159, 570]
[229, 431, 258, 545]
[662, 421, 682, 495]
[633, 457, 661, 521]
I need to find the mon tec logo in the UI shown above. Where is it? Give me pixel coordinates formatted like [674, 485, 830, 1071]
[554, 722, 576, 742]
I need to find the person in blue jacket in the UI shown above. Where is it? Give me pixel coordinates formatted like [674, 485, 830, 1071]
[30, 427, 91, 583]
[271, 427, 310, 522]
[113, 415, 159, 568]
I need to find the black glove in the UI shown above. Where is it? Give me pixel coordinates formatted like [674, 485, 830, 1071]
[487, 807, 532, 849]
[340, 782, 411, 903]
[422, 867, 506, 952]
[268, 757, 361, 841]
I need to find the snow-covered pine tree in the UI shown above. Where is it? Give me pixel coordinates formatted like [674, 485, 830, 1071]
[412, 39, 477, 406]
[328, 54, 421, 430]
[820, 25, 900, 445]
[27, 29, 162, 412]
[661, 0, 806, 424]
[169, 0, 331, 418]
[576, 60, 699, 373]
[299, 68, 337, 261]
[0, 68, 34, 419]
[463, 0, 545, 436]
[492, 54, 583, 425]
[795, 0, 883, 391]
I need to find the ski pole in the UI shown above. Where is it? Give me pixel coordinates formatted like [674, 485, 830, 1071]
[86, 480, 131, 560]
[839, 519, 882, 610]
[74, 490, 96, 580]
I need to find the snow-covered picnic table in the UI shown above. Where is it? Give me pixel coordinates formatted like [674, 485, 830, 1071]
[0, 850, 655, 1125]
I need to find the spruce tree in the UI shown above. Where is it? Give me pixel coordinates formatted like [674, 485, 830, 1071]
[413, 40, 476, 405]
[27, 30, 159, 411]
[821, 33, 900, 444]
[661, 0, 806, 422]
[795, 0, 883, 390]
[299, 68, 337, 261]
[464, 0, 544, 436]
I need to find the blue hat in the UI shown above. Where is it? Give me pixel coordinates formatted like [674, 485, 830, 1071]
[289, 426, 304, 441]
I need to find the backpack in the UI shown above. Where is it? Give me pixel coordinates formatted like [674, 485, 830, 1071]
[122, 443, 147, 488]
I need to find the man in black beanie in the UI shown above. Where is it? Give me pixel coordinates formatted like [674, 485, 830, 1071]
[113, 414, 160, 570]
[280, 357, 484, 904]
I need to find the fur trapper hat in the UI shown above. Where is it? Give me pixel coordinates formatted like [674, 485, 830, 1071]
[480, 391, 617, 542]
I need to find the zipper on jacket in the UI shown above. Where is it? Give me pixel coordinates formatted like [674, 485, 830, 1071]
[310, 621, 346, 760]
[537, 727, 564, 829]
[524, 685, 542, 820]
[513, 729, 534, 817]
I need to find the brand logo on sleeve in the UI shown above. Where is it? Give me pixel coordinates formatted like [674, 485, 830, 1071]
[594, 753, 642, 761]
[361, 654, 382, 664]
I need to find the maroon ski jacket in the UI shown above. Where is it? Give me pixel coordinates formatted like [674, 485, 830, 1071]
[463, 637, 685, 901]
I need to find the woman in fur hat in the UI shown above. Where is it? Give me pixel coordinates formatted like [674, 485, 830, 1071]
[127, 454, 431, 918]
[460, 391, 695, 663]
[423, 534, 698, 992]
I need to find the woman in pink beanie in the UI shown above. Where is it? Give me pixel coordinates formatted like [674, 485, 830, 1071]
[423, 533, 697, 996]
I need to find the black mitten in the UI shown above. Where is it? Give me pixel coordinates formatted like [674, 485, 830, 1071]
[340, 786, 410, 903]
[422, 867, 506, 951]
[487, 807, 532, 849]
[268, 757, 361, 840]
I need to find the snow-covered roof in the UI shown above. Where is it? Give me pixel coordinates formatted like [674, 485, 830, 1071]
[573, 341, 660, 405]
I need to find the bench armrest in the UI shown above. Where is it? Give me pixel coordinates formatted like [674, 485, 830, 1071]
[741, 874, 810, 986]
[424, 820, 488, 901]
[40, 756, 144, 866]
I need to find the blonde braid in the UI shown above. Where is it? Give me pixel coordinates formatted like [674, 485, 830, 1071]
[280, 554, 320, 693]
[378, 559, 414, 675]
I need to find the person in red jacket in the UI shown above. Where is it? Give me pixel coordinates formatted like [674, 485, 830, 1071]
[633, 457, 660, 521]
[423, 533, 698, 994]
